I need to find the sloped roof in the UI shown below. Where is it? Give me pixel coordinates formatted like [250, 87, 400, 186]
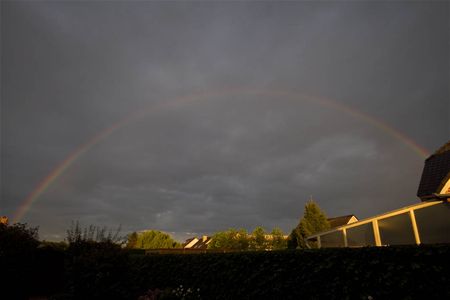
[434, 141, 450, 155]
[183, 236, 212, 249]
[417, 141, 450, 200]
[189, 237, 212, 249]
[182, 237, 197, 248]
[327, 215, 357, 228]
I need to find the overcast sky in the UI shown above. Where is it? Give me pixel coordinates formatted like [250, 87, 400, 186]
[1, 1, 449, 241]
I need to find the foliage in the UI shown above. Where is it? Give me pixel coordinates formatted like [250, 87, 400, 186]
[287, 228, 298, 249]
[170, 285, 201, 300]
[0, 222, 39, 256]
[126, 231, 139, 248]
[249, 226, 267, 250]
[58, 221, 132, 299]
[134, 230, 181, 249]
[40, 240, 69, 251]
[207, 228, 249, 250]
[63, 240, 132, 299]
[138, 286, 201, 300]
[66, 221, 123, 244]
[269, 227, 287, 250]
[4, 233, 450, 299]
[0, 223, 41, 299]
[208, 227, 287, 251]
[129, 245, 450, 299]
[288, 200, 330, 249]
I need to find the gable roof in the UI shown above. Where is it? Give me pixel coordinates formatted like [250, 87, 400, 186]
[183, 236, 212, 249]
[182, 237, 198, 248]
[417, 141, 450, 201]
[327, 215, 358, 228]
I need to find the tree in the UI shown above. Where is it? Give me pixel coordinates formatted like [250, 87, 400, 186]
[126, 231, 138, 249]
[66, 221, 123, 245]
[208, 228, 249, 250]
[134, 230, 181, 249]
[288, 200, 330, 249]
[249, 226, 267, 250]
[1, 223, 41, 299]
[269, 227, 287, 250]
[0, 222, 39, 256]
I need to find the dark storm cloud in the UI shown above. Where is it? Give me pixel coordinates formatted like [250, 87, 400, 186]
[1, 1, 448, 241]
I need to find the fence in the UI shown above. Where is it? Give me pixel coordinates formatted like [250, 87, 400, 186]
[306, 200, 450, 248]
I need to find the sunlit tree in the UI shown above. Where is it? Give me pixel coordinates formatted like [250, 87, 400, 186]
[249, 226, 267, 250]
[134, 230, 181, 249]
[208, 228, 249, 250]
[288, 200, 330, 249]
[270, 227, 287, 250]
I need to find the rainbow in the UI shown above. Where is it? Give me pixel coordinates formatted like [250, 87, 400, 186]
[11, 88, 430, 223]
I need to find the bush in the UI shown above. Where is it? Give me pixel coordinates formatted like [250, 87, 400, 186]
[0, 223, 42, 299]
[0, 223, 39, 256]
[62, 241, 134, 299]
[130, 245, 450, 299]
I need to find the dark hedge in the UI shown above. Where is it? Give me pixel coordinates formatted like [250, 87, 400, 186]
[130, 245, 450, 299]
[3, 245, 450, 299]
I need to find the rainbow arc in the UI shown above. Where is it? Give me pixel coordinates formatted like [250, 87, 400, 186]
[12, 88, 429, 223]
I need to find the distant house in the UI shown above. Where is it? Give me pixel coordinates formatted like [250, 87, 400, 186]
[327, 215, 358, 229]
[183, 235, 212, 249]
[417, 141, 450, 201]
[263, 234, 289, 240]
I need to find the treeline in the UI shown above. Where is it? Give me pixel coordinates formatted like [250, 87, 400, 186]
[208, 227, 286, 250]
[124, 200, 330, 251]
[204, 200, 330, 251]
[124, 227, 287, 251]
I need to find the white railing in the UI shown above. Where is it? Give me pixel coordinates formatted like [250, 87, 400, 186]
[306, 200, 450, 248]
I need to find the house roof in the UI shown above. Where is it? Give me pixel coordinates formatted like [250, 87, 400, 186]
[417, 141, 450, 201]
[189, 237, 212, 249]
[183, 236, 212, 249]
[327, 215, 357, 228]
[182, 237, 197, 248]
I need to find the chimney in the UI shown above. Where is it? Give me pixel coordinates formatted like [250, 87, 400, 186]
[202, 235, 208, 242]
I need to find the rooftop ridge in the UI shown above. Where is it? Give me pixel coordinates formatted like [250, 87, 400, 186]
[432, 140, 450, 156]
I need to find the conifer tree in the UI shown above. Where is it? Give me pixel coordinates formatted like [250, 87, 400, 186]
[288, 200, 330, 249]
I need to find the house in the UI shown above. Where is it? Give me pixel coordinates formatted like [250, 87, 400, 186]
[263, 234, 289, 240]
[305, 140, 450, 248]
[183, 235, 212, 249]
[417, 140, 450, 201]
[327, 215, 358, 229]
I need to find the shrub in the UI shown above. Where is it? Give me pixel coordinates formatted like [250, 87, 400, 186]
[0, 223, 41, 299]
[63, 241, 133, 299]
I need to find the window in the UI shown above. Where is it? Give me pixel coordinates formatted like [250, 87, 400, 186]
[414, 202, 450, 244]
[378, 213, 416, 245]
[346, 223, 375, 247]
